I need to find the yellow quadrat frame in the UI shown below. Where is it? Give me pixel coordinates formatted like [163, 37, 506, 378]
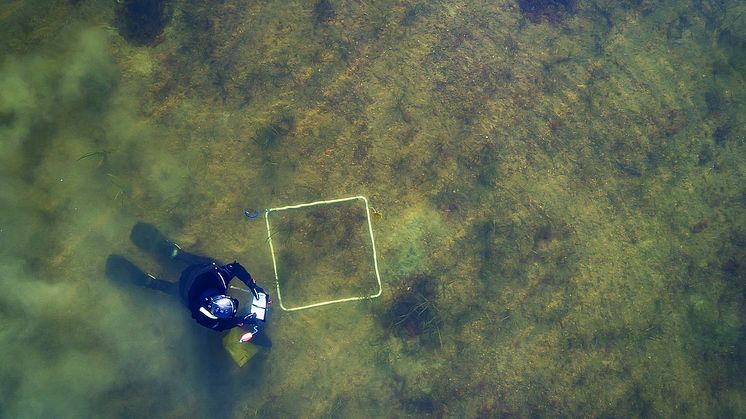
[264, 195, 382, 312]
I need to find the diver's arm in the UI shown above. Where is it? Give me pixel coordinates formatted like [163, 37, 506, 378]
[218, 314, 255, 331]
[225, 261, 264, 296]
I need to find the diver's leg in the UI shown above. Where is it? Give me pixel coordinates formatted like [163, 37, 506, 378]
[105, 255, 177, 296]
[106, 255, 154, 288]
[174, 251, 215, 266]
[130, 223, 181, 261]
[130, 222, 214, 270]
[149, 277, 178, 296]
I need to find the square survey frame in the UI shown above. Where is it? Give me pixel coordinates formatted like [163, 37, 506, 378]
[264, 196, 382, 311]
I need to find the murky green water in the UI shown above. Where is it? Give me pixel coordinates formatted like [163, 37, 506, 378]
[1, 0, 744, 417]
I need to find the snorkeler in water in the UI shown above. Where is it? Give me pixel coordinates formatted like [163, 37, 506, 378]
[105, 223, 271, 345]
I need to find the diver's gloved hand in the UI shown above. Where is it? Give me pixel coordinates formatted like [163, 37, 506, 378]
[247, 281, 263, 299]
[238, 313, 256, 327]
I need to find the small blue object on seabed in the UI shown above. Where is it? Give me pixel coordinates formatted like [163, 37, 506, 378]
[244, 210, 261, 219]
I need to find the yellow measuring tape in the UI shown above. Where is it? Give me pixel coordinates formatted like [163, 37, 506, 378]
[264, 195, 382, 311]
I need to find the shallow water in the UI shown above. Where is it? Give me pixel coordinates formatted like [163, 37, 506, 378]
[1, 0, 744, 417]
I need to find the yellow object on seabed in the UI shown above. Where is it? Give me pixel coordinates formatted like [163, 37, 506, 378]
[223, 328, 259, 367]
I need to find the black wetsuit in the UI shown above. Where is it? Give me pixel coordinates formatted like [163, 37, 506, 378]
[178, 261, 264, 331]
[107, 223, 271, 338]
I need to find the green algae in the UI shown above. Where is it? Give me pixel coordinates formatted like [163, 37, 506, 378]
[0, 0, 745, 417]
